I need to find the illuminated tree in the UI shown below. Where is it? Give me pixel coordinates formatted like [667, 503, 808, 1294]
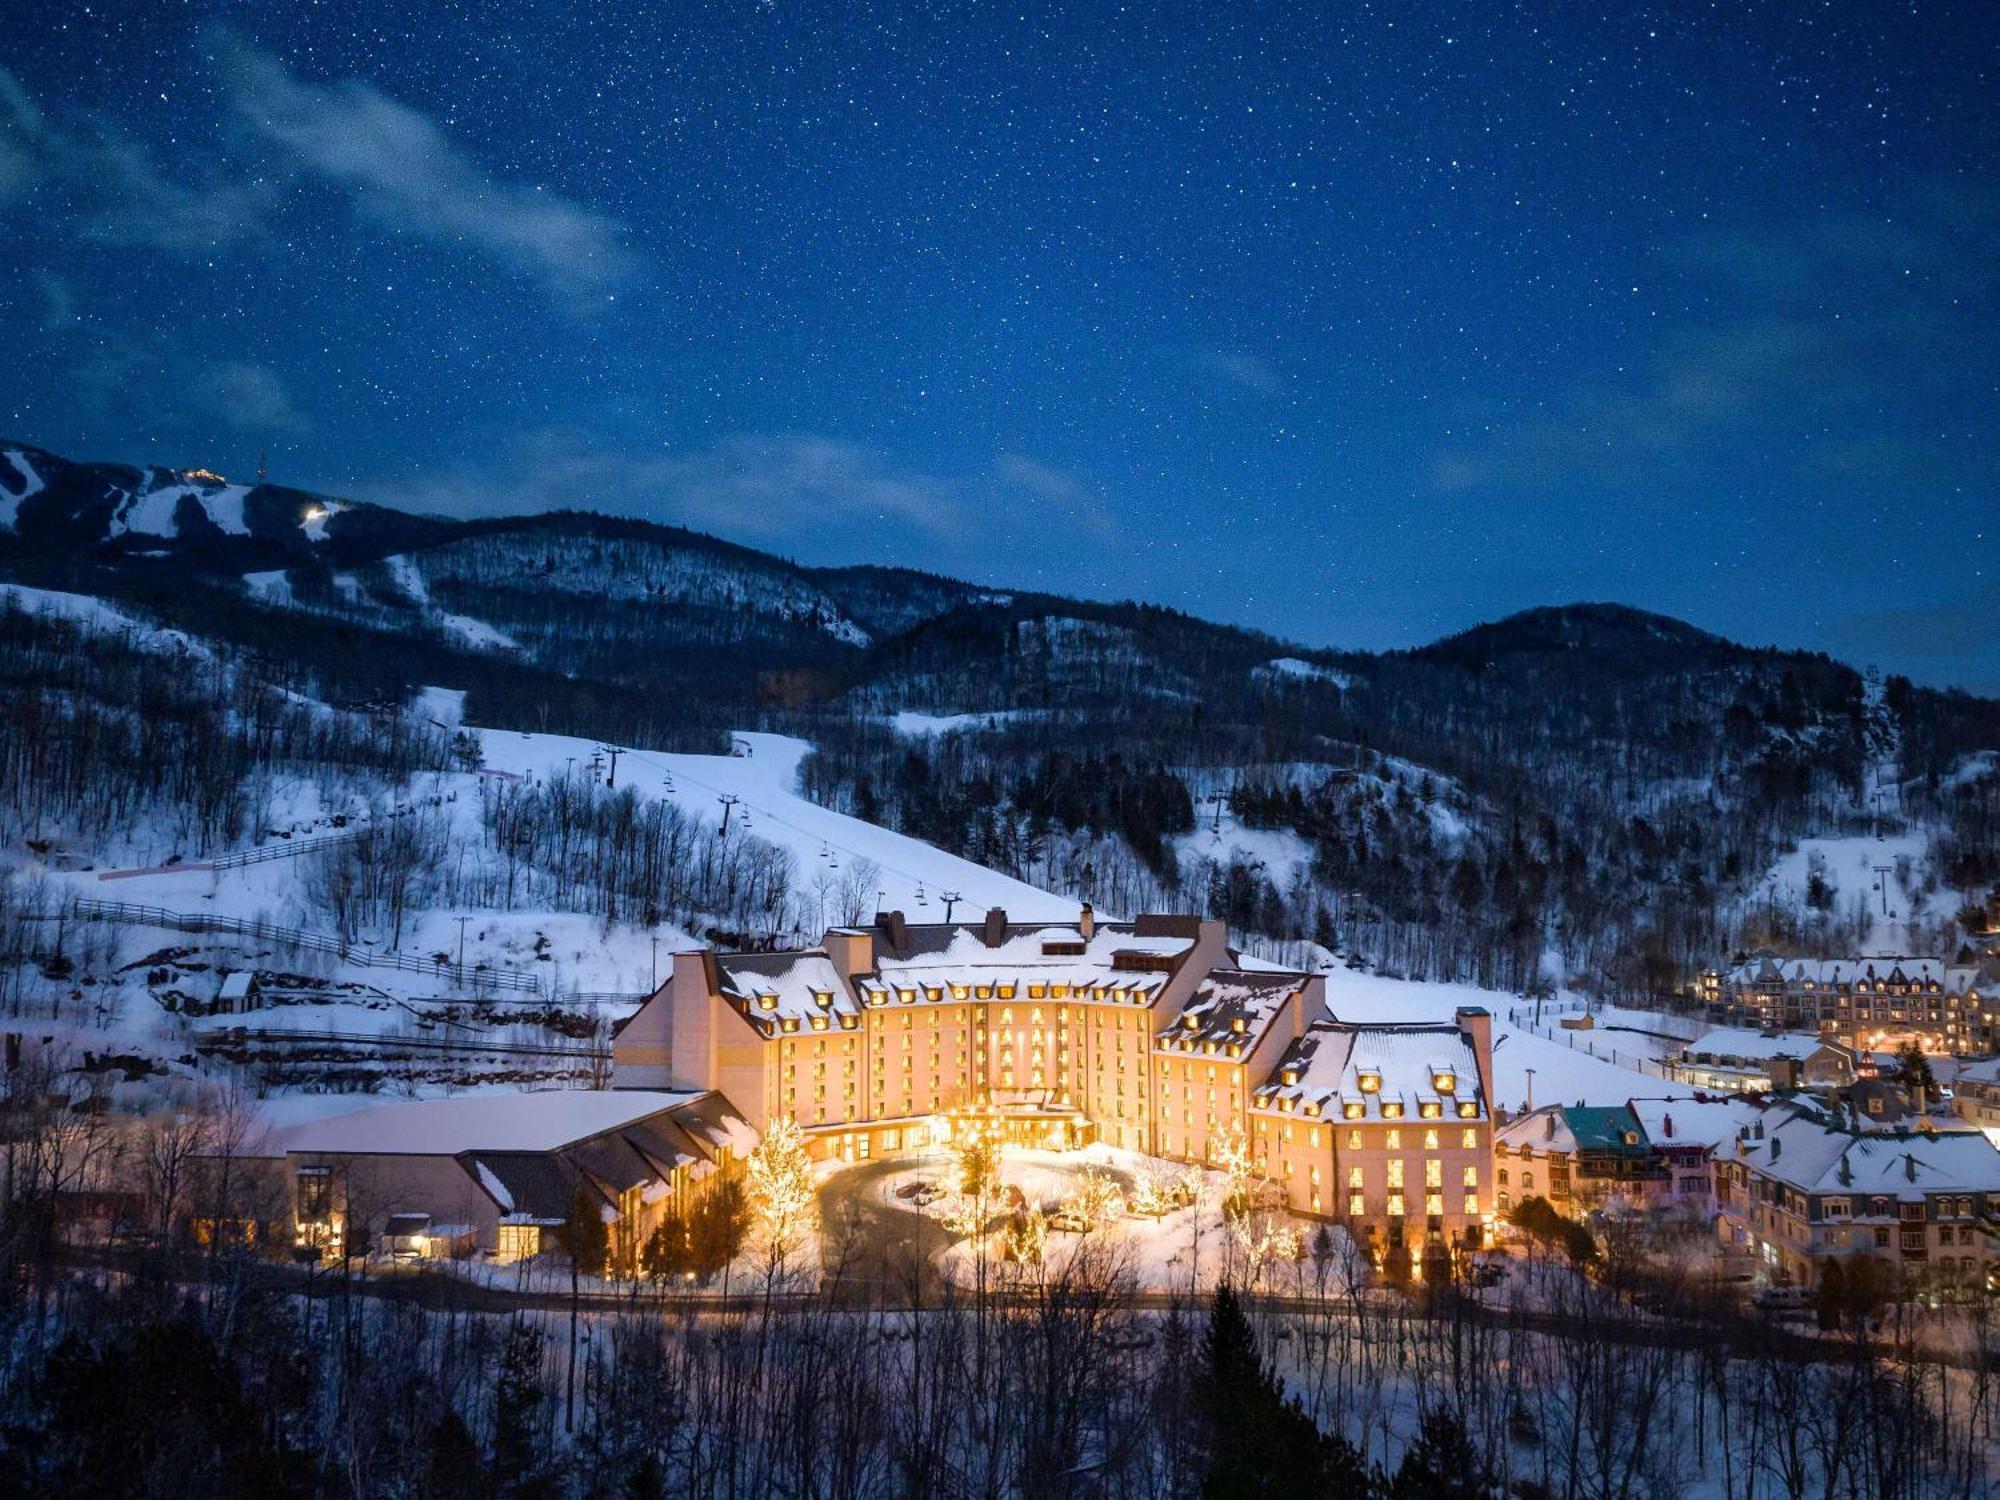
[1061, 1166, 1125, 1232]
[940, 1120, 1005, 1238]
[745, 1115, 817, 1260]
[1006, 1206, 1049, 1266]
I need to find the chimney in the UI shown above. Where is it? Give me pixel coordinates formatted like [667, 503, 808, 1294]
[1078, 902, 1095, 941]
[983, 907, 1008, 948]
[875, 909, 909, 954]
[1662, 1112, 1675, 1140]
[1454, 1006, 1495, 1111]
[1904, 1153, 1917, 1183]
[1544, 1113, 1555, 1141]
[824, 928, 875, 982]
[1771, 1136, 1781, 1160]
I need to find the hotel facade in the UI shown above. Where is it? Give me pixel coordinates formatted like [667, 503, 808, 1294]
[614, 906, 1497, 1256]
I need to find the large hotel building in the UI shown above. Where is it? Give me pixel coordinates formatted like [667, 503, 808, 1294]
[614, 906, 1496, 1256]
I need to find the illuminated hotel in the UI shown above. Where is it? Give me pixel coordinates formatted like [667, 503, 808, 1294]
[614, 905, 1496, 1255]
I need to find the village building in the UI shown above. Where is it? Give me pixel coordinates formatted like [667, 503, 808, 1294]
[1495, 1104, 1662, 1214]
[1950, 1057, 2000, 1140]
[1674, 1027, 1859, 1093]
[613, 906, 1498, 1258]
[1711, 1101, 2000, 1290]
[234, 1090, 751, 1264]
[1697, 954, 1998, 1054]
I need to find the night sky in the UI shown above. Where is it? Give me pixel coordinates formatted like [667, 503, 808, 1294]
[2, 3, 1995, 688]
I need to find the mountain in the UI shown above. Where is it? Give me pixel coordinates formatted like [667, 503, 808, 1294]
[3, 436, 1996, 999]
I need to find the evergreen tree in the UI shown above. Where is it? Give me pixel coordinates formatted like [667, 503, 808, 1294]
[1194, 1283, 1379, 1498]
[1389, 1406, 1496, 1499]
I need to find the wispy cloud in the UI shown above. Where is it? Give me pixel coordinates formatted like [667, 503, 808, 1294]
[365, 429, 965, 538]
[199, 360, 308, 435]
[1200, 350, 1284, 396]
[357, 431, 1123, 563]
[994, 452, 1117, 538]
[220, 40, 641, 306]
[1832, 578, 2000, 695]
[0, 64, 272, 250]
[1431, 189, 1999, 497]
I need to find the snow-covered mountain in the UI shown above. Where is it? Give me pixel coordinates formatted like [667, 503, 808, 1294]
[4, 436, 1997, 1001]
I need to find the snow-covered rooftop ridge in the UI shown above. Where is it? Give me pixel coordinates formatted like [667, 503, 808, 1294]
[1627, 1095, 1771, 1148]
[1497, 1104, 1578, 1154]
[717, 951, 856, 1023]
[1733, 1103, 2000, 1197]
[871, 920, 1193, 972]
[1165, 969, 1308, 1048]
[280, 1089, 702, 1157]
[1259, 1017, 1483, 1121]
[1722, 953, 1979, 990]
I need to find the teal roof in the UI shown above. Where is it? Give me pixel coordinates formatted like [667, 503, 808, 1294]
[1565, 1105, 1649, 1152]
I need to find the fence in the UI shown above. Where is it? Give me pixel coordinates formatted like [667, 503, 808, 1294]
[1502, 1004, 1680, 1082]
[55, 898, 544, 996]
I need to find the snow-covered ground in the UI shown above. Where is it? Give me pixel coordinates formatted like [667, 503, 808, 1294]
[473, 726, 1079, 925]
[888, 709, 1037, 738]
[1319, 969, 1693, 1114]
[1760, 829, 1931, 951]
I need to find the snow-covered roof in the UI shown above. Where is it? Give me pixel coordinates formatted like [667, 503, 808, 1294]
[1682, 1028, 1830, 1063]
[1497, 1104, 1577, 1154]
[872, 919, 1194, 973]
[1256, 1020, 1485, 1124]
[216, 972, 255, 999]
[1628, 1095, 1771, 1149]
[1732, 1104, 2000, 1199]
[1722, 954, 1978, 992]
[717, 951, 858, 1029]
[1158, 969, 1305, 1055]
[282, 1089, 702, 1157]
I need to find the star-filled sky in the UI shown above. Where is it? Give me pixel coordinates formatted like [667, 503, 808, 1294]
[2, 3, 1995, 687]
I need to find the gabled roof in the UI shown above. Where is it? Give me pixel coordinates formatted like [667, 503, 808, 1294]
[1731, 1102, 2000, 1199]
[1564, 1105, 1649, 1152]
[1159, 969, 1304, 1055]
[1256, 1019, 1484, 1124]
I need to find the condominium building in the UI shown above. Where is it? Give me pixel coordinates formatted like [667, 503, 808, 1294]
[1696, 954, 1998, 1054]
[1711, 1101, 2000, 1290]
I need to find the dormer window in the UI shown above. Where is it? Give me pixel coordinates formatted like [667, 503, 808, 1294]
[1420, 1102, 1441, 1119]
[811, 1015, 828, 1032]
[1304, 1102, 1319, 1118]
[1231, 1017, 1247, 1033]
[1382, 1101, 1404, 1119]
[759, 994, 778, 1011]
[814, 989, 834, 1008]
[1457, 1101, 1478, 1118]
[925, 986, 943, 1002]
[1343, 1101, 1364, 1120]
[898, 988, 916, 1005]
[1281, 1068, 1298, 1087]
[1433, 1071, 1456, 1093]
[1358, 1071, 1381, 1093]
[781, 1017, 799, 1033]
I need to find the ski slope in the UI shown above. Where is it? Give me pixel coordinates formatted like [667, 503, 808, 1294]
[471, 726, 1080, 924]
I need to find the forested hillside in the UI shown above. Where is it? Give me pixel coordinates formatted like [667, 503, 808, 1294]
[4, 439, 1997, 1001]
